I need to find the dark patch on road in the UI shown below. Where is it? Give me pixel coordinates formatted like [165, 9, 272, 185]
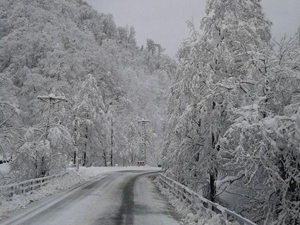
[114, 175, 137, 225]
[133, 204, 152, 215]
[112, 171, 161, 225]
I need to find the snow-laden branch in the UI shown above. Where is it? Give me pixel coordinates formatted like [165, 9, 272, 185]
[0, 113, 14, 128]
[37, 94, 68, 103]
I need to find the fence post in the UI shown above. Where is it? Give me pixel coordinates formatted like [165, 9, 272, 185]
[208, 202, 212, 211]
[222, 211, 227, 220]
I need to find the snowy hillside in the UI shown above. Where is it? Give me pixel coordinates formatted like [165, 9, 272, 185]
[0, 0, 174, 180]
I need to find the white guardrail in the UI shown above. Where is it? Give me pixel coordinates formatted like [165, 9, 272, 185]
[158, 174, 256, 225]
[0, 173, 66, 201]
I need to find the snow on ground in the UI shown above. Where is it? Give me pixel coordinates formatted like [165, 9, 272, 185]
[155, 178, 232, 225]
[0, 166, 161, 220]
[134, 175, 181, 225]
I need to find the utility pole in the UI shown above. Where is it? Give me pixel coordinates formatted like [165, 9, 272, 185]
[138, 119, 149, 165]
[37, 94, 68, 140]
[37, 94, 68, 175]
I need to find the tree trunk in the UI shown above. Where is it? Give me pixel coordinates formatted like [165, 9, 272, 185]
[73, 115, 78, 166]
[103, 149, 107, 167]
[209, 130, 219, 203]
[210, 172, 217, 202]
[110, 119, 114, 166]
[35, 150, 38, 178]
[83, 125, 88, 167]
[73, 151, 76, 165]
[45, 98, 52, 140]
[41, 156, 46, 177]
[83, 151, 87, 167]
[131, 152, 134, 165]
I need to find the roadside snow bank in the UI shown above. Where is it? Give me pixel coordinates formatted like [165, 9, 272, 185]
[0, 169, 87, 219]
[155, 178, 232, 225]
[0, 166, 160, 220]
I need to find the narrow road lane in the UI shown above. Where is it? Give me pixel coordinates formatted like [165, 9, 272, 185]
[0, 171, 181, 225]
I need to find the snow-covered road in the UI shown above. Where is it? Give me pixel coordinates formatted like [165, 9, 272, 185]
[0, 171, 181, 225]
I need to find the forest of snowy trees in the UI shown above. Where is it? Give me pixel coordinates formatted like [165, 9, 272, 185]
[0, 0, 299, 224]
[163, 1, 300, 224]
[0, 0, 175, 181]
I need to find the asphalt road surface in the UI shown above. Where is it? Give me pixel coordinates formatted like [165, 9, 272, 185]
[0, 171, 181, 225]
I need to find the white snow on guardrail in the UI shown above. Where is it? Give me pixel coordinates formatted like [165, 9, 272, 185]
[158, 174, 256, 225]
[0, 173, 66, 200]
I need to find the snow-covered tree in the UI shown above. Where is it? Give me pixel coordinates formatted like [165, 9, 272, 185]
[11, 92, 71, 179]
[73, 74, 107, 166]
[218, 30, 300, 224]
[164, 0, 272, 204]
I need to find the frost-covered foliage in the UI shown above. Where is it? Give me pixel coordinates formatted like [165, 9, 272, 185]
[73, 74, 107, 166]
[0, 0, 174, 181]
[219, 33, 300, 224]
[163, 0, 300, 224]
[11, 92, 72, 180]
[0, 101, 21, 184]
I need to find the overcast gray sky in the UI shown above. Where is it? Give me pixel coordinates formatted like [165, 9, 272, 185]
[86, 0, 300, 57]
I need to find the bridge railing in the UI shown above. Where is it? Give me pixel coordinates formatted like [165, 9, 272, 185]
[0, 173, 66, 201]
[158, 174, 256, 225]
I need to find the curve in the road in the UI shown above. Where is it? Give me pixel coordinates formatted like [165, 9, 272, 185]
[0, 171, 181, 225]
